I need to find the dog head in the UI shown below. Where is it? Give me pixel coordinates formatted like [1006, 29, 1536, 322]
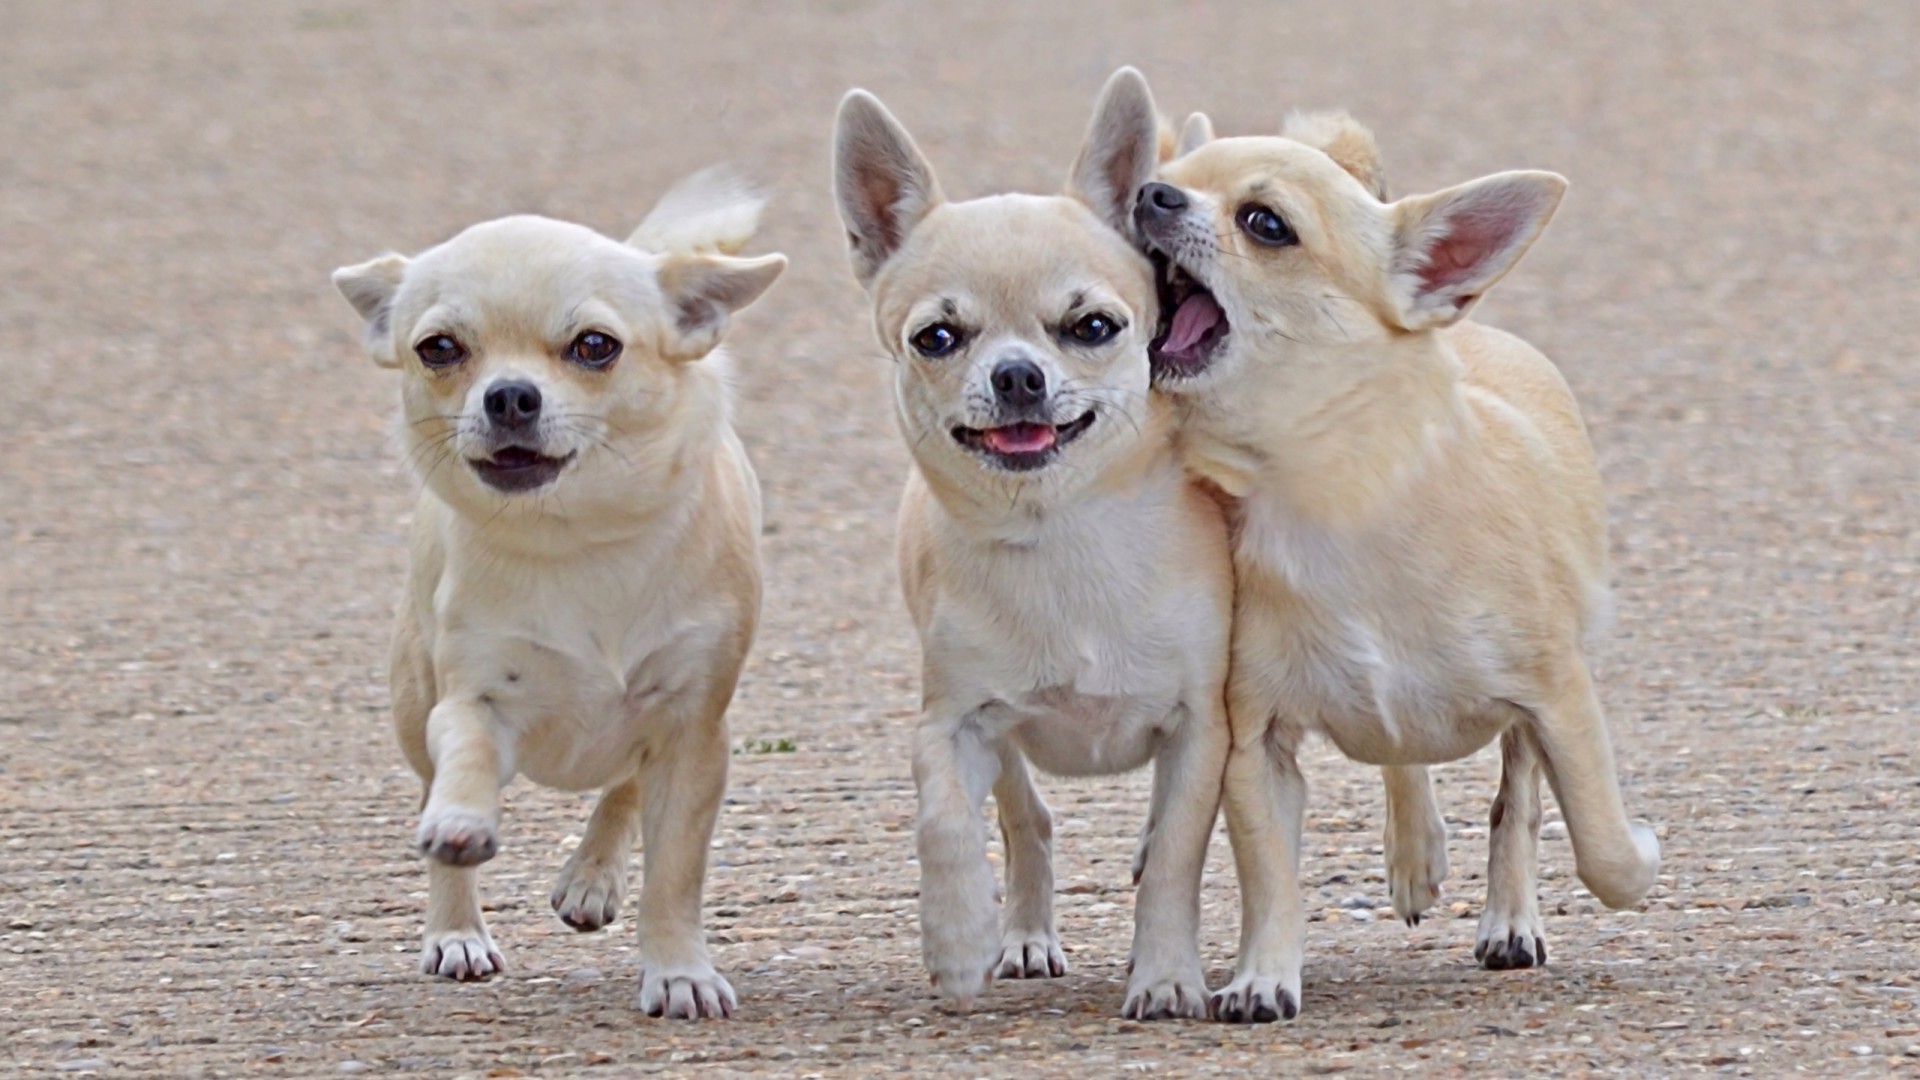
[332, 168, 785, 521]
[832, 68, 1165, 509]
[1131, 112, 1565, 394]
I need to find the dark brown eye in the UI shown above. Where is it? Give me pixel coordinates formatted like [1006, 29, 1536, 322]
[414, 334, 467, 369]
[567, 331, 622, 369]
[1066, 311, 1122, 345]
[910, 323, 963, 357]
[1235, 204, 1297, 247]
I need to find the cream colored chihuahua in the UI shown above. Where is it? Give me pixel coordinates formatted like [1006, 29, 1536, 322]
[331, 169, 784, 1019]
[1126, 104, 1661, 1022]
[832, 69, 1232, 1018]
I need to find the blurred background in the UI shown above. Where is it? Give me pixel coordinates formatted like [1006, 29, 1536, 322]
[2, 2, 1915, 1075]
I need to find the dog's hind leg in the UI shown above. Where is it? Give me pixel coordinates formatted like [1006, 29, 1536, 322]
[1476, 725, 1546, 969]
[1520, 661, 1660, 911]
[552, 775, 642, 932]
[1382, 764, 1448, 926]
[421, 858, 503, 980]
[991, 749, 1065, 980]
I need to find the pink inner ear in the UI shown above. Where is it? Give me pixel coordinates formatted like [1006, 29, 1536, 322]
[1418, 204, 1524, 294]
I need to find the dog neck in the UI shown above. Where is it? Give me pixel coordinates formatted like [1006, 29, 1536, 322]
[1182, 331, 1472, 529]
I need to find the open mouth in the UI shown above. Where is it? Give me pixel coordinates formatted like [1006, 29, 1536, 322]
[468, 446, 576, 493]
[951, 411, 1096, 472]
[1147, 248, 1229, 381]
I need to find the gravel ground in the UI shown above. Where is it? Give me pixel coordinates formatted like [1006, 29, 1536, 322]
[2, 2, 1917, 1076]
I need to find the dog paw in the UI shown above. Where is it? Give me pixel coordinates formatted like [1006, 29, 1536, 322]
[416, 808, 498, 867]
[421, 929, 504, 981]
[1121, 965, 1210, 1020]
[1475, 904, 1547, 970]
[1208, 973, 1301, 1024]
[637, 961, 736, 1020]
[550, 857, 626, 932]
[993, 928, 1066, 980]
[1386, 818, 1448, 928]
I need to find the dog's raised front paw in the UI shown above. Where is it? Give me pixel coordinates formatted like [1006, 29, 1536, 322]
[1475, 904, 1547, 970]
[994, 927, 1066, 980]
[421, 929, 504, 981]
[1208, 973, 1300, 1024]
[416, 808, 498, 867]
[550, 857, 626, 932]
[1121, 965, 1209, 1020]
[637, 962, 736, 1020]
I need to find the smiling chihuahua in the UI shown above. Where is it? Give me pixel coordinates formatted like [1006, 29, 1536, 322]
[331, 169, 784, 1019]
[832, 69, 1232, 1018]
[1129, 109, 1661, 1022]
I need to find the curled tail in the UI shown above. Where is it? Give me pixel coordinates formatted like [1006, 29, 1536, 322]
[628, 165, 767, 255]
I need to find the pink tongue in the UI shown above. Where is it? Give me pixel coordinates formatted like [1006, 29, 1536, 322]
[982, 423, 1057, 454]
[1162, 293, 1224, 354]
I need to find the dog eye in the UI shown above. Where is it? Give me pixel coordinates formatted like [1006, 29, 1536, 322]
[910, 323, 963, 358]
[1235, 204, 1298, 247]
[414, 334, 467, 369]
[1066, 312, 1122, 345]
[566, 331, 622, 369]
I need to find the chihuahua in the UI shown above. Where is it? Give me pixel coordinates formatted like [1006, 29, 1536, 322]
[331, 168, 784, 1019]
[831, 69, 1232, 1018]
[1129, 106, 1661, 1022]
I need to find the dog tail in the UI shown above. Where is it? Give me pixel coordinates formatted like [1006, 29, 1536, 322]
[629, 165, 767, 256]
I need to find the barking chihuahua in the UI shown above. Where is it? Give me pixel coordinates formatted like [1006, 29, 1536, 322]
[332, 169, 784, 1019]
[832, 69, 1232, 1018]
[1129, 110, 1661, 1022]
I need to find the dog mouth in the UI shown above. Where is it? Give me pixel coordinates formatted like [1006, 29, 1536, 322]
[1147, 248, 1229, 381]
[468, 445, 576, 493]
[951, 411, 1097, 472]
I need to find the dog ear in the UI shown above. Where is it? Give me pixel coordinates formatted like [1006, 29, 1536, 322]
[1067, 66, 1161, 234]
[1175, 112, 1215, 158]
[833, 90, 943, 289]
[331, 253, 410, 368]
[1386, 170, 1566, 330]
[655, 251, 787, 362]
[1283, 110, 1388, 201]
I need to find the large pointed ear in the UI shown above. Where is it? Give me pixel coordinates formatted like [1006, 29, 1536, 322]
[1067, 66, 1162, 234]
[1386, 171, 1566, 331]
[832, 90, 943, 289]
[656, 251, 787, 362]
[331, 253, 410, 368]
[1175, 112, 1215, 158]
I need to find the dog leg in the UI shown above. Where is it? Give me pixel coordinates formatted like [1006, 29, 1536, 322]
[913, 710, 1002, 1009]
[420, 857, 503, 980]
[633, 712, 734, 1020]
[1123, 706, 1225, 1020]
[1210, 733, 1307, 1023]
[992, 749, 1065, 980]
[551, 775, 642, 932]
[1523, 662, 1661, 910]
[1477, 725, 1546, 969]
[1383, 765, 1448, 926]
[416, 699, 505, 867]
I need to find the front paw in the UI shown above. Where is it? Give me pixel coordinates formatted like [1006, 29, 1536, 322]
[550, 856, 626, 932]
[1208, 972, 1300, 1024]
[421, 928, 504, 981]
[1386, 820, 1448, 927]
[1121, 963, 1209, 1020]
[994, 927, 1066, 980]
[1475, 903, 1547, 970]
[637, 960, 736, 1020]
[416, 807, 498, 867]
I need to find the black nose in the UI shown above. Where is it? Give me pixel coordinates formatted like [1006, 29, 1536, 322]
[990, 358, 1047, 410]
[483, 380, 542, 428]
[1135, 182, 1188, 225]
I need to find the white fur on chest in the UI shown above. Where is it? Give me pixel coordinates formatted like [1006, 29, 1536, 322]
[1234, 495, 1505, 764]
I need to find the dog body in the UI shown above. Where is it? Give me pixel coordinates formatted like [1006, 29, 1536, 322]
[833, 71, 1232, 1018]
[1130, 115, 1661, 1023]
[332, 171, 784, 1019]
